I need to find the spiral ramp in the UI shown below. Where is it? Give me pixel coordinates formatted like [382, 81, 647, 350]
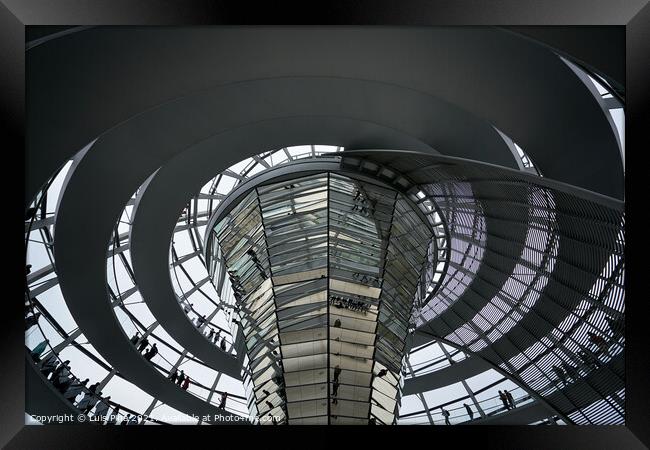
[24, 27, 624, 425]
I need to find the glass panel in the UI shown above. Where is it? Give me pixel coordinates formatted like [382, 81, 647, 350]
[211, 171, 433, 424]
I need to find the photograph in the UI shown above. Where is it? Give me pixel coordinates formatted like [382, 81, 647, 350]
[4, 1, 649, 448]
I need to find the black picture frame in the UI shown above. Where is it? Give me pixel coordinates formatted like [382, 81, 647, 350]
[2, 1, 648, 448]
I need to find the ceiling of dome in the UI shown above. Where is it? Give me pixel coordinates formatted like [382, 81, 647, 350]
[27, 27, 624, 205]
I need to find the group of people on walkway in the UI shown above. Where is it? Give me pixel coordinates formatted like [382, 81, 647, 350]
[543, 321, 625, 388]
[550, 332, 618, 388]
[205, 326, 228, 351]
[179, 301, 230, 352]
[34, 350, 128, 424]
[551, 362, 581, 387]
[498, 390, 517, 410]
[130, 332, 159, 361]
[168, 369, 191, 390]
[438, 389, 517, 425]
[206, 326, 220, 343]
[34, 344, 227, 425]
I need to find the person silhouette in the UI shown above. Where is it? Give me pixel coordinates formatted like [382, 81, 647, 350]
[441, 407, 450, 425]
[463, 403, 474, 420]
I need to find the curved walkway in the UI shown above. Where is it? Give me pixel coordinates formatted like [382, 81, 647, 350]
[27, 27, 622, 206]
